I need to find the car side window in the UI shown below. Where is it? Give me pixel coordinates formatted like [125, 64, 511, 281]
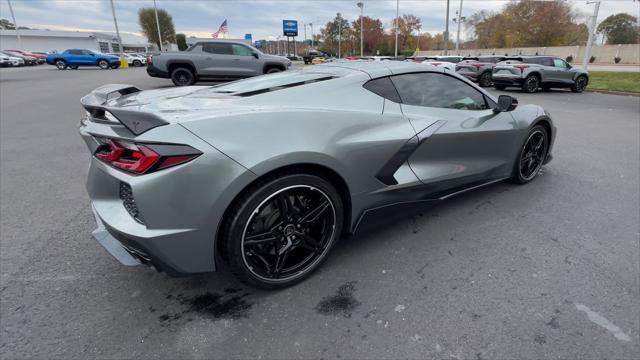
[553, 58, 568, 68]
[82, 50, 94, 55]
[202, 43, 233, 55]
[232, 44, 253, 56]
[363, 77, 402, 103]
[390, 72, 489, 110]
[69, 49, 82, 55]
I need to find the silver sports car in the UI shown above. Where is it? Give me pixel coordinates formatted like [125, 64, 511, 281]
[80, 61, 555, 288]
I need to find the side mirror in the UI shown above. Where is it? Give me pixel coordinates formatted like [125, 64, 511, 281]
[252, 52, 259, 59]
[494, 95, 518, 113]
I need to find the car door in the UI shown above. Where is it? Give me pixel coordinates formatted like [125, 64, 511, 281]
[389, 72, 519, 195]
[66, 49, 84, 65]
[553, 58, 574, 84]
[81, 49, 98, 65]
[230, 44, 261, 76]
[197, 42, 239, 77]
[537, 57, 559, 83]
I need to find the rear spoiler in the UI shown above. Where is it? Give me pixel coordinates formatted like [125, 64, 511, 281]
[80, 84, 168, 136]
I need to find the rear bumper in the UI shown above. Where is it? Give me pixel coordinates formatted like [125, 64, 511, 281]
[146, 64, 170, 78]
[492, 74, 524, 86]
[81, 121, 257, 275]
[457, 71, 479, 82]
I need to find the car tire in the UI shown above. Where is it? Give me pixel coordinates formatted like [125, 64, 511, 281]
[55, 60, 67, 70]
[522, 75, 540, 93]
[171, 67, 196, 86]
[494, 84, 506, 90]
[571, 75, 588, 93]
[511, 125, 548, 184]
[221, 172, 344, 289]
[133, 60, 142, 67]
[478, 71, 493, 87]
[266, 67, 282, 74]
[98, 59, 110, 69]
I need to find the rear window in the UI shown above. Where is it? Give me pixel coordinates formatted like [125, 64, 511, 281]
[204, 70, 339, 95]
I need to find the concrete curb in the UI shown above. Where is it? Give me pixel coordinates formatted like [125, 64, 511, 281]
[585, 89, 640, 97]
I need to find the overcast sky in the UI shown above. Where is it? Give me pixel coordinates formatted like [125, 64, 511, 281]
[1, 0, 638, 40]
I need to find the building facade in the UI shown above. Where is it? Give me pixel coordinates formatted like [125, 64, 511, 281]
[0, 29, 155, 53]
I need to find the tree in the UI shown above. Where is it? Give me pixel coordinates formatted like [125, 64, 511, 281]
[465, 0, 589, 48]
[176, 33, 187, 51]
[138, 7, 176, 49]
[351, 16, 385, 55]
[597, 13, 639, 44]
[0, 19, 15, 29]
[320, 13, 352, 56]
[391, 14, 422, 51]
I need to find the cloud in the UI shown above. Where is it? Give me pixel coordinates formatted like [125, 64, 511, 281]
[1, 0, 638, 41]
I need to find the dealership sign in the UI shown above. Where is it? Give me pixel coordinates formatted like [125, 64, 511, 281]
[283, 20, 298, 36]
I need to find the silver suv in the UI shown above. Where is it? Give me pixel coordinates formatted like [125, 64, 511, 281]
[492, 55, 588, 93]
[147, 40, 292, 86]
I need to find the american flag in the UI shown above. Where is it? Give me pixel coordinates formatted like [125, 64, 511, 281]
[211, 19, 228, 38]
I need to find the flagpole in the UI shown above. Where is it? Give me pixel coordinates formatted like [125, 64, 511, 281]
[153, 0, 163, 51]
[7, 0, 22, 50]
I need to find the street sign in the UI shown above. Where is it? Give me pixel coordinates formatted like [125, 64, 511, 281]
[254, 40, 264, 49]
[244, 33, 252, 41]
[283, 20, 298, 37]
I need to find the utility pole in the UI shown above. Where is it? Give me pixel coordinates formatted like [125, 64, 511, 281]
[337, 13, 342, 58]
[582, 1, 601, 71]
[394, 0, 399, 57]
[444, 0, 450, 55]
[109, 0, 123, 57]
[153, 0, 163, 51]
[357, 2, 364, 57]
[310, 23, 314, 49]
[454, 0, 464, 52]
[7, 0, 22, 50]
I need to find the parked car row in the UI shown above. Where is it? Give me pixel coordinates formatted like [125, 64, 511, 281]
[406, 55, 589, 93]
[1, 49, 46, 66]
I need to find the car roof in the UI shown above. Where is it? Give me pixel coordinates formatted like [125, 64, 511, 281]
[316, 60, 444, 78]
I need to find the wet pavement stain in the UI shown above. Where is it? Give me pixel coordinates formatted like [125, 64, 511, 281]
[156, 290, 253, 326]
[316, 282, 361, 318]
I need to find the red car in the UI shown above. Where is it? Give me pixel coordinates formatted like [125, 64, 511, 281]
[4, 49, 45, 64]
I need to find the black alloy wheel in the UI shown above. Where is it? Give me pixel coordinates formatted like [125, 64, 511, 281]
[479, 71, 493, 87]
[98, 59, 109, 69]
[222, 174, 343, 289]
[171, 67, 195, 86]
[522, 75, 540, 93]
[571, 76, 587, 93]
[55, 60, 67, 70]
[133, 60, 142, 67]
[512, 125, 548, 184]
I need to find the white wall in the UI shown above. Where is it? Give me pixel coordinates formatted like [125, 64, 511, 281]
[0, 35, 100, 53]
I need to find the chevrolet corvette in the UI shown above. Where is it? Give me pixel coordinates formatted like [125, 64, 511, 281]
[79, 61, 555, 288]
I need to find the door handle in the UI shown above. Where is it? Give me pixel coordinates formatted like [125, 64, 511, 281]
[233, 58, 241, 61]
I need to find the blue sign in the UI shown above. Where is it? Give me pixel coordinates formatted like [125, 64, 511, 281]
[244, 33, 252, 41]
[254, 40, 264, 49]
[283, 20, 298, 37]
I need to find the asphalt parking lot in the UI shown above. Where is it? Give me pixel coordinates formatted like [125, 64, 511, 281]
[1, 65, 638, 359]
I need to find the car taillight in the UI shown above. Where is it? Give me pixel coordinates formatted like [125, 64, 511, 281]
[431, 62, 441, 66]
[471, 63, 482, 69]
[147, 55, 152, 64]
[95, 139, 200, 174]
[514, 64, 529, 73]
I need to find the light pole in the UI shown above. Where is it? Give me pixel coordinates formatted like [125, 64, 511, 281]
[337, 13, 342, 58]
[444, 0, 450, 55]
[357, 2, 363, 57]
[310, 22, 315, 49]
[394, 0, 399, 57]
[277, 35, 281, 55]
[153, 0, 163, 51]
[6, 0, 22, 50]
[453, 0, 465, 53]
[109, 0, 123, 57]
[582, 1, 601, 71]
